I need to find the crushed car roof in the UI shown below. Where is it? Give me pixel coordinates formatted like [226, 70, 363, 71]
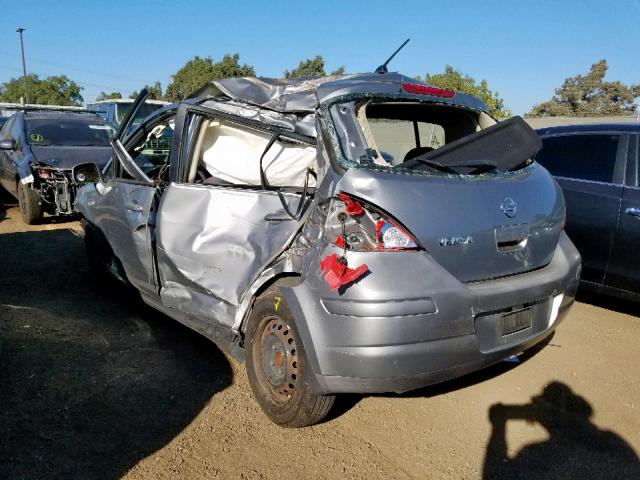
[190, 72, 490, 115]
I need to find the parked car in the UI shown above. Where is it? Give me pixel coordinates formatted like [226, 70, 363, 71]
[75, 75, 580, 427]
[535, 123, 640, 299]
[0, 110, 113, 223]
[86, 98, 169, 129]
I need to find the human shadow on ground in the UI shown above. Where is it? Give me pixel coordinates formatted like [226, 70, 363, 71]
[0, 229, 233, 480]
[483, 381, 640, 479]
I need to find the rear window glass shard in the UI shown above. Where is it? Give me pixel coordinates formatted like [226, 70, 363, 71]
[402, 116, 542, 175]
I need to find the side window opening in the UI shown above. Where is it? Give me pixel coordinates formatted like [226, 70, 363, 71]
[535, 134, 620, 183]
[187, 117, 317, 189]
[122, 116, 175, 183]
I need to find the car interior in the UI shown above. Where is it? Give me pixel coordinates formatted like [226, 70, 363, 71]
[356, 101, 496, 167]
[187, 117, 317, 189]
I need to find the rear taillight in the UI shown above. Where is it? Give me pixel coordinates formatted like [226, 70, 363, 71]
[401, 83, 455, 98]
[326, 193, 419, 251]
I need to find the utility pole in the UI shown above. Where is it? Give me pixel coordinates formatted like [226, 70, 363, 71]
[16, 27, 28, 105]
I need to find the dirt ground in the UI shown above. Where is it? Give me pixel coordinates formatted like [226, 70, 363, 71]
[1, 192, 639, 480]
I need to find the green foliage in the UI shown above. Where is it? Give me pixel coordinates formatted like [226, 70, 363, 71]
[96, 91, 122, 101]
[165, 54, 255, 101]
[528, 60, 640, 117]
[420, 66, 511, 118]
[0, 73, 83, 106]
[129, 81, 163, 100]
[285, 55, 326, 78]
[284, 55, 346, 79]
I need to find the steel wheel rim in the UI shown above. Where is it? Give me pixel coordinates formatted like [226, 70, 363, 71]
[257, 316, 299, 402]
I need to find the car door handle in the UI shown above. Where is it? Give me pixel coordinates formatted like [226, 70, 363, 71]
[125, 202, 143, 212]
[625, 207, 640, 218]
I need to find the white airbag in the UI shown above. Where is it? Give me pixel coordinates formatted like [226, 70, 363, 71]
[201, 121, 316, 187]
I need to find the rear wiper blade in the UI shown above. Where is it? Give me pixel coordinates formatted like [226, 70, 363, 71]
[408, 116, 542, 174]
[403, 153, 498, 174]
[449, 159, 498, 174]
[402, 156, 457, 174]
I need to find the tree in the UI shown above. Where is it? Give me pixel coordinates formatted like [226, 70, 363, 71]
[96, 91, 122, 101]
[285, 55, 326, 78]
[420, 66, 511, 118]
[528, 60, 640, 117]
[0, 73, 83, 106]
[129, 81, 163, 100]
[284, 55, 344, 79]
[165, 54, 255, 101]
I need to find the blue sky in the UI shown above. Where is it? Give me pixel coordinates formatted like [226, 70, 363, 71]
[0, 0, 638, 114]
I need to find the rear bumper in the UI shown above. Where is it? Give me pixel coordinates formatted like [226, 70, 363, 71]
[279, 232, 581, 394]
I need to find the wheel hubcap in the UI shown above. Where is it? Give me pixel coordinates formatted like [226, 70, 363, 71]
[259, 317, 298, 401]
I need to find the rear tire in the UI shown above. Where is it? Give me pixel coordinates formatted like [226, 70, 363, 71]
[17, 182, 42, 225]
[245, 287, 335, 427]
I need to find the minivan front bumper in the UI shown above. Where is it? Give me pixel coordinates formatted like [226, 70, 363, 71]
[278, 232, 580, 394]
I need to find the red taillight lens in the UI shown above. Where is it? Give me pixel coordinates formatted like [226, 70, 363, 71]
[401, 82, 455, 98]
[326, 193, 419, 251]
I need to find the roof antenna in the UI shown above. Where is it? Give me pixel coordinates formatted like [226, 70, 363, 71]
[374, 38, 410, 74]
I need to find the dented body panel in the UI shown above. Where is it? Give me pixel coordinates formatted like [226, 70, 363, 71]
[155, 183, 309, 327]
[278, 233, 579, 393]
[76, 72, 581, 395]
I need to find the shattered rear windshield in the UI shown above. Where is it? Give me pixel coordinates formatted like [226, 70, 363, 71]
[328, 98, 537, 176]
[25, 118, 113, 147]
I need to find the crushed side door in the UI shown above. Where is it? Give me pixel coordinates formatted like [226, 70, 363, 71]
[154, 104, 316, 328]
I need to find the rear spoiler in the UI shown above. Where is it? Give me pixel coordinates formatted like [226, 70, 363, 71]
[420, 116, 542, 172]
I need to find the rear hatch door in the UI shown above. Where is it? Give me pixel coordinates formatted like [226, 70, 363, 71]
[336, 164, 564, 283]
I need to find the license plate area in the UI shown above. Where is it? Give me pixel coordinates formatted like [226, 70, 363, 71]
[501, 308, 533, 336]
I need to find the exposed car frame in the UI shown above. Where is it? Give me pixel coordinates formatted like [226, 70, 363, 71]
[0, 109, 113, 223]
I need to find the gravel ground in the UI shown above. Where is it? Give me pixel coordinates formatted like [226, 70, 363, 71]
[1, 193, 639, 479]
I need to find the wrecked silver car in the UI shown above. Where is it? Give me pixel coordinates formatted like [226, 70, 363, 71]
[75, 72, 581, 427]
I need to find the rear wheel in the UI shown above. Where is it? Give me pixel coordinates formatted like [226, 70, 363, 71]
[17, 182, 42, 225]
[245, 288, 335, 427]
